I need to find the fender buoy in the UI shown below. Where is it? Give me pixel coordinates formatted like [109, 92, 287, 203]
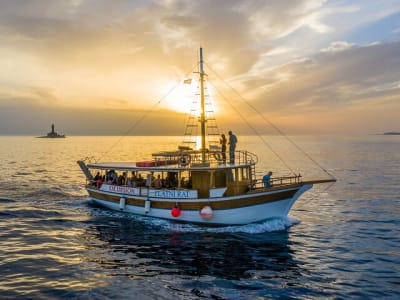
[119, 197, 126, 210]
[200, 206, 213, 220]
[145, 198, 151, 213]
[171, 206, 181, 217]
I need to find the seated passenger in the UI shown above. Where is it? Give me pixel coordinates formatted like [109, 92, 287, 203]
[94, 172, 101, 182]
[96, 175, 104, 188]
[153, 174, 162, 189]
[117, 173, 125, 186]
[111, 172, 118, 184]
[106, 170, 112, 184]
[130, 172, 138, 187]
[145, 174, 152, 188]
[108, 170, 117, 184]
[137, 174, 144, 187]
[262, 171, 273, 187]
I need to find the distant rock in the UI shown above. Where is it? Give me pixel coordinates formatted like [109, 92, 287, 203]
[383, 132, 400, 135]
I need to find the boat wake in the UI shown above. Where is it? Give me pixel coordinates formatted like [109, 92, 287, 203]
[149, 216, 300, 234]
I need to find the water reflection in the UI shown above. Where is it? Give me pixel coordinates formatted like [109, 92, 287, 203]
[0, 200, 99, 299]
[81, 212, 301, 283]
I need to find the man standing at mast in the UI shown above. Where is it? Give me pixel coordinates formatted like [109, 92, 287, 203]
[228, 131, 237, 164]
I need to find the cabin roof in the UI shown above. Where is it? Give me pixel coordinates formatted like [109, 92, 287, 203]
[86, 161, 252, 172]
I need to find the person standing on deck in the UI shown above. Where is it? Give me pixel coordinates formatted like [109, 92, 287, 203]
[220, 133, 227, 164]
[228, 131, 237, 164]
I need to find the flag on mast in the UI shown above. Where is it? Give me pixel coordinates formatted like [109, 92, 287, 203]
[183, 78, 192, 84]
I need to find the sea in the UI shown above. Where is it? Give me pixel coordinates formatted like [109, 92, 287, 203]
[0, 135, 399, 299]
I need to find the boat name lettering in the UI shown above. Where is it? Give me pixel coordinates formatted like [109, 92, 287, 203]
[153, 190, 190, 199]
[108, 185, 135, 195]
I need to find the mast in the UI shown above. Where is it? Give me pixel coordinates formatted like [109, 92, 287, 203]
[199, 47, 206, 163]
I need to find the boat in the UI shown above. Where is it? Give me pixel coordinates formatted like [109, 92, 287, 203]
[77, 48, 336, 226]
[37, 124, 66, 138]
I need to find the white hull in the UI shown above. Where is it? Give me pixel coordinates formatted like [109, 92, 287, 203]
[89, 184, 312, 225]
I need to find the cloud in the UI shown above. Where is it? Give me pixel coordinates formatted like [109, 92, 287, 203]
[259, 41, 399, 108]
[226, 40, 400, 133]
[0, 0, 335, 75]
[0, 86, 59, 107]
[320, 41, 354, 53]
[0, 0, 399, 134]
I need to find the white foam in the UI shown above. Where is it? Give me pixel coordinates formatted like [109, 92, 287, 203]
[87, 205, 301, 234]
[133, 215, 300, 234]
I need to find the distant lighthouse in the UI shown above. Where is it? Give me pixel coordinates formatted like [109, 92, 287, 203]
[37, 124, 66, 138]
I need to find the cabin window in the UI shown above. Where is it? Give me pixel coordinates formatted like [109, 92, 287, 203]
[179, 170, 191, 188]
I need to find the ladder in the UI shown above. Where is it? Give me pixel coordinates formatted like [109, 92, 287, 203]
[180, 79, 220, 150]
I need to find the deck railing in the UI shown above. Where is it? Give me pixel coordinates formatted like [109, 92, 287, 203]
[251, 174, 302, 189]
[152, 149, 258, 167]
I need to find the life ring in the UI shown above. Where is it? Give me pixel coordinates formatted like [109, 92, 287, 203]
[213, 152, 223, 162]
[180, 155, 191, 166]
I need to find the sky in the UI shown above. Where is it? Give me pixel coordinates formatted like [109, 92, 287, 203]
[0, 0, 399, 135]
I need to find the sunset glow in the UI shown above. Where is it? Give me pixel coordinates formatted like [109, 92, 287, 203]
[0, 1, 399, 135]
[164, 80, 198, 115]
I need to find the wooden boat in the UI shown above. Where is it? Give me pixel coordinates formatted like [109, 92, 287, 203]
[77, 48, 335, 225]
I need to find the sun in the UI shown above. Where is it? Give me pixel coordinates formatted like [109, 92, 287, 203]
[164, 79, 219, 117]
[164, 80, 196, 114]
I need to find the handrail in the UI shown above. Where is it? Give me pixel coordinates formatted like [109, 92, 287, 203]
[152, 149, 258, 167]
[251, 174, 302, 189]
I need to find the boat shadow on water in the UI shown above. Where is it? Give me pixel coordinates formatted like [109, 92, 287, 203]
[81, 204, 302, 281]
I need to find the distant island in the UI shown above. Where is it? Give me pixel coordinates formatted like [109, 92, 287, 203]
[383, 132, 400, 135]
[37, 124, 66, 138]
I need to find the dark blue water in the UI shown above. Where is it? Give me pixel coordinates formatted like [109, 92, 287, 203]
[0, 135, 399, 299]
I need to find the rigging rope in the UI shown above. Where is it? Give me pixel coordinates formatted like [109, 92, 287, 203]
[207, 80, 295, 175]
[98, 63, 198, 161]
[205, 62, 336, 180]
[294, 180, 336, 209]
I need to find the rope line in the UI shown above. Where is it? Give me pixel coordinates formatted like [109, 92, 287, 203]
[295, 180, 336, 209]
[207, 80, 295, 174]
[98, 63, 198, 161]
[205, 62, 336, 180]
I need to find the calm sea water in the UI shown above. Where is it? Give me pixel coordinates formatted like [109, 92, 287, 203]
[0, 135, 399, 299]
